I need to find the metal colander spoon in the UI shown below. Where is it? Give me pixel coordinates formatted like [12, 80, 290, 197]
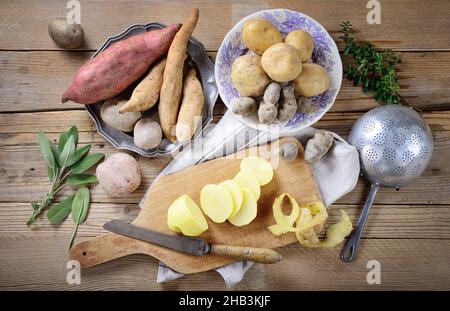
[340, 104, 433, 262]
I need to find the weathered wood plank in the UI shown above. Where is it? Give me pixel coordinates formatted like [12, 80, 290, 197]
[1, 51, 450, 112]
[0, 110, 449, 205]
[0, 236, 449, 290]
[1, 0, 450, 51]
[1, 203, 449, 239]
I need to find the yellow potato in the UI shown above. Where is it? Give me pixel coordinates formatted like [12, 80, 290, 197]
[200, 184, 234, 223]
[284, 30, 314, 62]
[167, 195, 208, 236]
[293, 63, 330, 97]
[228, 188, 257, 226]
[242, 19, 282, 55]
[219, 180, 243, 218]
[240, 156, 273, 186]
[234, 169, 261, 200]
[231, 55, 270, 97]
[261, 43, 302, 82]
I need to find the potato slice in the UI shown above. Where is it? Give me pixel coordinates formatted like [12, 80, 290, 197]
[240, 156, 274, 186]
[228, 188, 257, 226]
[219, 180, 243, 218]
[167, 195, 208, 236]
[200, 184, 234, 223]
[234, 169, 261, 200]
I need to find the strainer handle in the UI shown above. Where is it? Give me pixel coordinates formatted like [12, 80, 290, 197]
[340, 184, 380, 263]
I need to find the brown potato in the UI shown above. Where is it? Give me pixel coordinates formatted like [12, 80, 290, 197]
[261, 43, 302, 82]
[48, 18, 84, 49]
[293, 63, 330, 97]
[284, 30, 314, 62]
[231, 55, 270, 97]
[242, 19, 282, 55]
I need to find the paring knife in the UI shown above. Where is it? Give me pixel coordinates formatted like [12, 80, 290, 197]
[103, 220, 282, 264]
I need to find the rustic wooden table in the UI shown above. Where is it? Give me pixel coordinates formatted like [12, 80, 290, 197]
[1, 0, 449, 291]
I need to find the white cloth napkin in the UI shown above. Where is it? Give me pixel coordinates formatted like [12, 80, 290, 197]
[140, 111, 360, 287]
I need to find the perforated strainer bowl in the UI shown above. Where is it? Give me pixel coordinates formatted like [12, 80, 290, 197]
[341, 105, 433, 262]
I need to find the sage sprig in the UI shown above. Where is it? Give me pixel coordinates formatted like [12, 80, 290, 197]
[28, 126, 104, 248]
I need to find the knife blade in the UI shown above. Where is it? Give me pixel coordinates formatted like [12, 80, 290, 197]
[103, 220, 282, 264]
[103, 220, 209, 256]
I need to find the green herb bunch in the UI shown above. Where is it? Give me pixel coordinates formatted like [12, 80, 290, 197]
[28, 126, 104, 249]
[339, 21, 402, 104]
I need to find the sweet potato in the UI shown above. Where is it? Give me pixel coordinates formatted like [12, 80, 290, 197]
[159, 9, 199, 141]
[119, 57, 167, 113]
[176, 68, 204, 143]
[61, 24, 180, 104]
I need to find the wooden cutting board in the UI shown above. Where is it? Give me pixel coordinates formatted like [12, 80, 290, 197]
[69, 137, 322, 274]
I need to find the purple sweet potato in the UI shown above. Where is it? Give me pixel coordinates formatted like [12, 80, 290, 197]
[62, 24, 180, 104]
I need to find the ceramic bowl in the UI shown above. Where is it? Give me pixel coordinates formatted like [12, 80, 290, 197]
[215, 9, 342, 134]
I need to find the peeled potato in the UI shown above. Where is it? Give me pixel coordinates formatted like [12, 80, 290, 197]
[293, 63, 330, 97]
[200, 184, 234, 223]
[261, 43, 302, 82]
[167, 195, 208, 237]
[284, 30, 314, 62]
[234, 169, 261, 200]
[228, 188, 257, 226]
[242, 19, 282, 55]
[231, 55, 270, 97]
[240, 156, 273, 186]
[219, 180, 243, 218]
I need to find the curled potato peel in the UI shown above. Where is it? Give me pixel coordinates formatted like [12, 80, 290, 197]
[268, 194, 352, 248]
[320, 210, 353, 248]
[271, 193, 301, 233]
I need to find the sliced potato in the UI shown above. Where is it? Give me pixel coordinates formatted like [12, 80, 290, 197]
[228, 188, 257, 226]
[200, 184, 234, 223]
[219, 180, 243, 218]
[167, 195, 208, 236]
[240, 156, 274, 186]
[233, 169, 261, 200]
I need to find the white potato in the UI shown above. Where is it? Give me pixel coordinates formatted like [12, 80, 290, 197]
[101, 98, 141, 132]
[96, 153, 141, 197]
[133, 118, 162, 149]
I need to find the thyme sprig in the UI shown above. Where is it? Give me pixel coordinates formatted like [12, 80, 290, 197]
[339, 21, 403, 104]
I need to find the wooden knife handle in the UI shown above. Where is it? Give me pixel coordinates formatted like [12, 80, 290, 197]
[210, 244, 282, 264]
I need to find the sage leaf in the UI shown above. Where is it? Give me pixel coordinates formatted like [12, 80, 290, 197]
[47, 165, 55, 181]
[47, 195, 74, 224]
[67, 174, 97, 185]
[38, 131, 55, 170]
[70, 153, 104, 174]
[67, 144, 91, 167]
[59, 136, 75, 168]
[50, 142, 61, 163]
[71, 186, 90, 224]
[68, 126, 79, 148]
[31, 202, 40, 211]
[58, 132, 69, 151]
